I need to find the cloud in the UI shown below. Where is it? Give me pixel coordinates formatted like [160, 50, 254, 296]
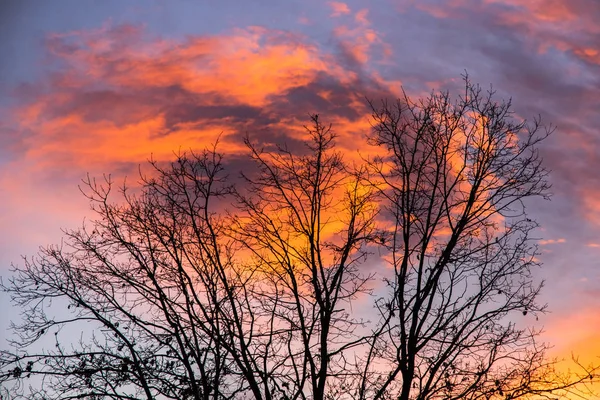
[0, 19, 399, 267]
[328, 1, 351, 17]
[387, 1, 600, 233]
[4, 2, 600, 273]
[539, 238, 566, 245]
[2, 23, 399, 178]
[331, 7, 392, 68]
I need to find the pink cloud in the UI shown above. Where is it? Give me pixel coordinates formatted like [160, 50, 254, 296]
[539, 238, 566, 245]
[410, 0, 600, 68]
[328, 1, 351, 17]
[332, 8, 392, 65]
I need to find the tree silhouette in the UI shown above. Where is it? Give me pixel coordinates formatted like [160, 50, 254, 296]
[1, 78, 597, 400]
[357, 79, 596, 400]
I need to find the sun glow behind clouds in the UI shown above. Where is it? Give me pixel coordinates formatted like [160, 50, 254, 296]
[2, 1, 600, 396]
[0, 15, 398, 296]
[8, 19, 396, 175]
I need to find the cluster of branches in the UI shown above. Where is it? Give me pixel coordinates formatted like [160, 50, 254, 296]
[1, 78, 597, 400]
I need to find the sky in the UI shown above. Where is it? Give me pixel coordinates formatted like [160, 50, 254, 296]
[1, 0, 599, 391]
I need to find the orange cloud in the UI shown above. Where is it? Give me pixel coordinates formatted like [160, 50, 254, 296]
[6, 23, 400, 177]
[45, 26, 338, 107]
[1, 21, 403, 282]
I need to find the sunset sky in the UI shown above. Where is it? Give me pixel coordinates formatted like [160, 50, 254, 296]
[1, 0, 599, 389]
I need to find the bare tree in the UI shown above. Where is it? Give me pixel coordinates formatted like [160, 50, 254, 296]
[1, 78, 597, 400]
[1, 147, 243, 400]
[357, 77, 597, 400]
[231, 119, 378, 399]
